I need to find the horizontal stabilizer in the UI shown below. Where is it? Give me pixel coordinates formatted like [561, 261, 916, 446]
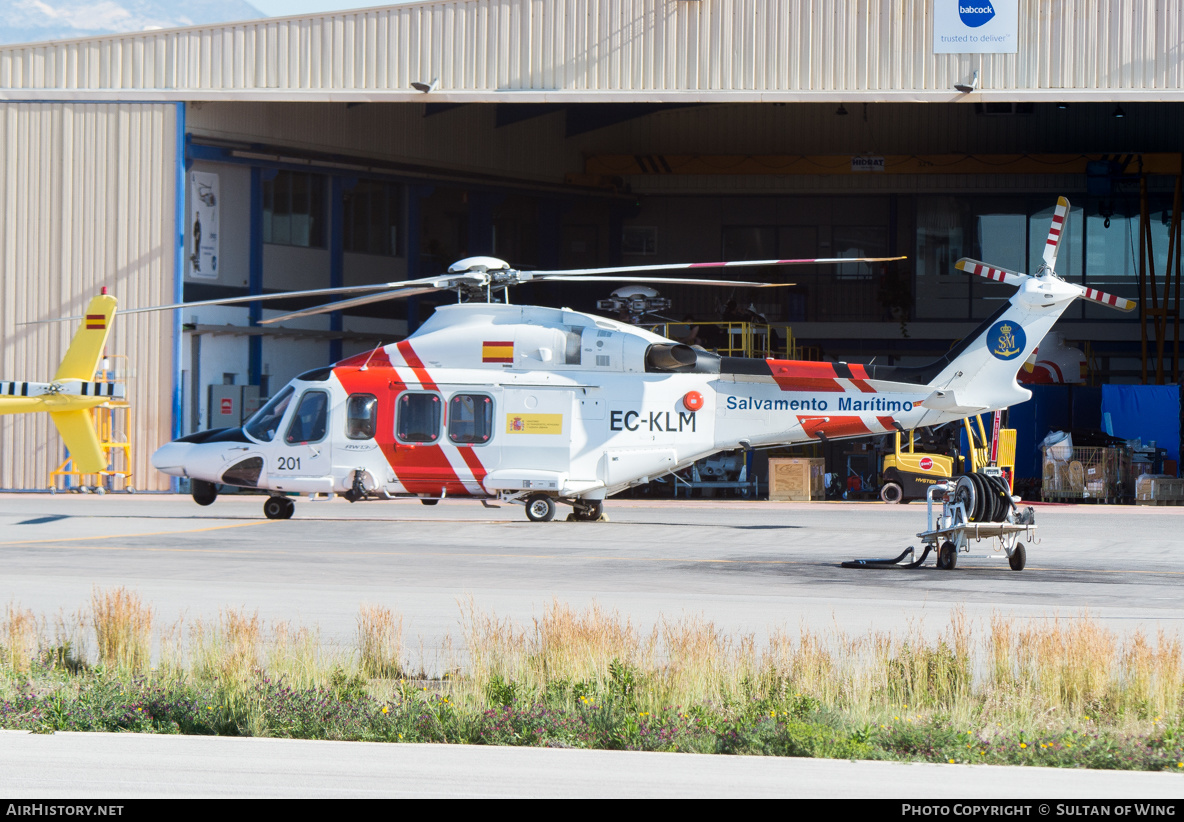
[919, 389, 988, 415]
[954, 258, 1027, 287]
[49, 409, 106, 475]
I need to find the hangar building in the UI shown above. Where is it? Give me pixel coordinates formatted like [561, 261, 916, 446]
[1, 0, 1181, 490]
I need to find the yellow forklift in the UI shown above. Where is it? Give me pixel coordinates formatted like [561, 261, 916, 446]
[879, 413, 1016, 504]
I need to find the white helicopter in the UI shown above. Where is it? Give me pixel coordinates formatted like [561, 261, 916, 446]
[147, 197, 1133, 522]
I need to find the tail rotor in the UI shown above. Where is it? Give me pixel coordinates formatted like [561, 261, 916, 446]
[955, 196, 1136, 314]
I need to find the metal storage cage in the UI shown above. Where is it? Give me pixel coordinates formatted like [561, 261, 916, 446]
[1041, 445, 1133, 504]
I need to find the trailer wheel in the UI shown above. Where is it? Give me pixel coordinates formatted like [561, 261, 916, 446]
[525, 494, 556, 523]
[937, 541, 957, 570]
[879, 482, 904, 504]
[1009, 542, 1027, 571]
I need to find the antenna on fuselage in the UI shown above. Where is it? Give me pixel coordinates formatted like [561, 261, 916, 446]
[358, 343, 384, 371]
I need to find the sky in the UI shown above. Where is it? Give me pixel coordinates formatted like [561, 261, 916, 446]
[251, 1, 418, 16]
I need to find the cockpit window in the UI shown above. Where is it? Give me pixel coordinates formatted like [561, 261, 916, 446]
[285, 390, 329, 444]
[396, 392, 441, 443]
[243, 386, 295, 443]
[346, 394, 378, 440]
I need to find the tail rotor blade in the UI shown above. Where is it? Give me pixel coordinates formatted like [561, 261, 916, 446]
[955, 258, 1028, 286]
[1042, 196, 1071, 270]
[1079, 285, 1137, 312]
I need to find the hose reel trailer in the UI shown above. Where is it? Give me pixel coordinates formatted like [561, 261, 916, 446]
[842, 472, 1037, 571]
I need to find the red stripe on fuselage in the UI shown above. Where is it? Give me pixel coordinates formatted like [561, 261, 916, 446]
[397, 340, 438, 389]
[455, 446, 488, 492]
[768, 360, 844, 392]
[797, 415, 872, 440]
[334, 345, 467, 496]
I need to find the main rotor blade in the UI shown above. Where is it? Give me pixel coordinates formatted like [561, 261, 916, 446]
[1042, 196, 1071, 270]
[535, 275, 792, 287]
[101, 273, 464, 320]
[258, 277, 484, 325]
[533, 256, 906, 277]
[955, 258, 1028, 286]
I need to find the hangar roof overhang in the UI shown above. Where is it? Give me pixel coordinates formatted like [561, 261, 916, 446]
[1, 0, 1182, 103]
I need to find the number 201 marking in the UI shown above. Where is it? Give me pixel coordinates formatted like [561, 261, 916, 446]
[277, 456, 300, 471]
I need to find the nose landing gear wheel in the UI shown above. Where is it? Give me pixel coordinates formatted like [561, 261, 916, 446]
[937, 540, 958, 570]
[263, 496, 295, 520]
[879, 482, 904, 504]
[524, 494, 556, 522]
[1009, 542, 1027, 571]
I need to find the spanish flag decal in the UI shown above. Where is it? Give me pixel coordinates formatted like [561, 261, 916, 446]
[85, 314, 107, 330]
[482, 340, 514, 363]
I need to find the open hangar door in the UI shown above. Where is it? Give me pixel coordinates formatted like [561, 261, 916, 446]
[179, 99, 1180, 437]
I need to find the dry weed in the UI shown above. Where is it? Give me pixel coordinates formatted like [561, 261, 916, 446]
[91, 587, 152, 673]
[2, 603, 39, 673]
[357, 605, 404, 680]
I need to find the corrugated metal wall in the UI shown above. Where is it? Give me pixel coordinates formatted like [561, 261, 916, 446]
[1, 0, 1181, 98]
[0, 103, 176, 490]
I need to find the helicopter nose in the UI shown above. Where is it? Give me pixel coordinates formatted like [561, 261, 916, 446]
[151, 441, 192, 477]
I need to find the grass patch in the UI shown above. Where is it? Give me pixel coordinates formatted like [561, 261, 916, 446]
[2, 589, 1183, 771]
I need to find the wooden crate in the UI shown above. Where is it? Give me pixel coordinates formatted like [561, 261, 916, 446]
[769, 457, 825, 501]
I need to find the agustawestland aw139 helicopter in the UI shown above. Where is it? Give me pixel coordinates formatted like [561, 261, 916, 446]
[146, 197, 1132, 522]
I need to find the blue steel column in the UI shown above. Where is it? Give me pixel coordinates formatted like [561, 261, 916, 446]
[248, 167, 264, 384]
[329, 176, 346, 363]
[171, 103, 187, 491]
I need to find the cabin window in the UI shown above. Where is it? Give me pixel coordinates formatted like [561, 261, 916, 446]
[396, 392, 441, 443]
[285, 390, 329, 444]
[448, 394, 493, 444]
[244, 386, 295, 443]
[346, 394, 378, 440]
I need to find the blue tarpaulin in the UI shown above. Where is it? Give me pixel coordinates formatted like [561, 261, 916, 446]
[1007, 384, 1180, 478]
[1101, 384, 1181, 465]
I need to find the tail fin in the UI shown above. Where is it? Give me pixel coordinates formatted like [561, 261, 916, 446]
[53, 291, 116, 382]
[920, 197, 1136, 412]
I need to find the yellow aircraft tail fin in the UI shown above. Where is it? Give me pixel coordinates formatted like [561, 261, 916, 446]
[49, 409, 107, 475]
[53, 291, 117, 382]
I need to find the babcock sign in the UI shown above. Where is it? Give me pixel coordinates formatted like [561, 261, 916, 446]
[933, 0, 1018, 54]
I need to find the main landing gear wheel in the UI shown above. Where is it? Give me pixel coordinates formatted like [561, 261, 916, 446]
[420, 499, 439, 506]
[263, 496, 295, 520]
[937, 540, 958, 570]
[524, 494, 556, 523]
[879, 482, 904, 504]
[572, 501, 604, 521]
[1009, 542, 1027, 571]
[191, 480, 218, 507]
